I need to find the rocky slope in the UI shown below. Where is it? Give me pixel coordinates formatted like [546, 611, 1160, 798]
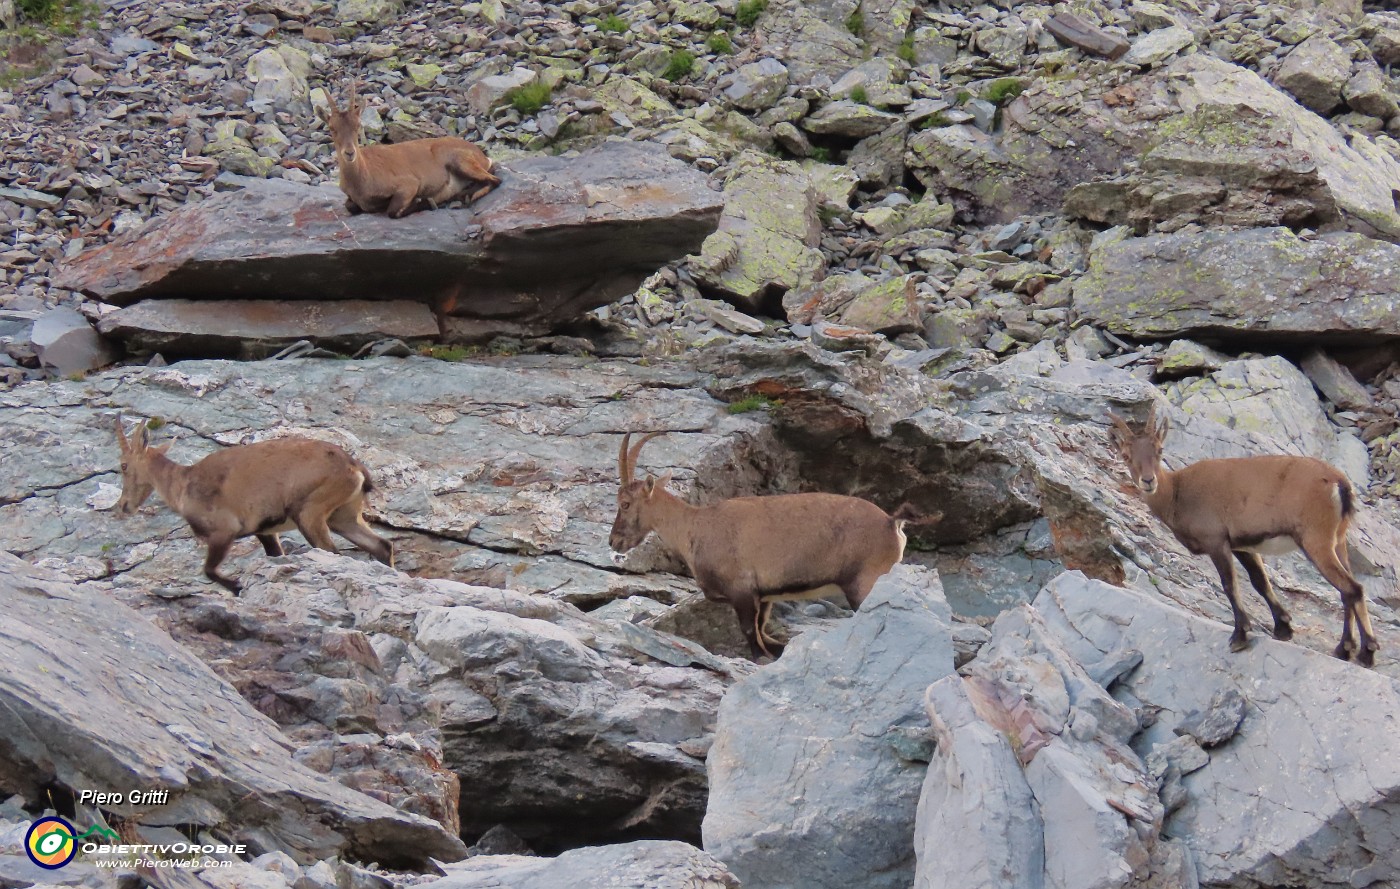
[4, 0, 1400, 887]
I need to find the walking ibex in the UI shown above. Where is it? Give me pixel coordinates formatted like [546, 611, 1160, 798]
[608, 432, 930, 658]
[114, 418, 394, 594]
[1110, 404, 1378, 666]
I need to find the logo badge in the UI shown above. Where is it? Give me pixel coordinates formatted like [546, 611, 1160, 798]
[25, 817, 78, 869]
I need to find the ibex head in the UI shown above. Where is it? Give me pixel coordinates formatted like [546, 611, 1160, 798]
[114, 415, 170, 517]
[323, 81, 368, 162]
[609, 432, 671, 552]
[1109, 403, 1169, 495]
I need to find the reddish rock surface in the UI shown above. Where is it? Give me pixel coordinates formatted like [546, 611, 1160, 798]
[58, 141, 723, 344]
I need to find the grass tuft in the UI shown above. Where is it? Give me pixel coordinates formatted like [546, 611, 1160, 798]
[735, 0, 767, 28]
[598, 14, 628, 33]
[662, 49, 695, 81]
[706, 31, 733, 54]
[505, 80, 552, 115]
[726, 394, 779, 414]
[982, 77, 1026, 105]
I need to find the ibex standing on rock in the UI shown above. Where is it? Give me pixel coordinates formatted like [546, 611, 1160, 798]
[114, 418, 394, 595]
[608, 432, 931, 659]
[1110, 404, 1379, 667]
[323, 82, 500, 218]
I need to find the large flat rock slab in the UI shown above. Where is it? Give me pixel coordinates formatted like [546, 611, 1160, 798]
[96, 298, 439, 359]
[1073, 226, 1400, 344]
[0, 552, 465, 867]
[56, 140, 722, 339]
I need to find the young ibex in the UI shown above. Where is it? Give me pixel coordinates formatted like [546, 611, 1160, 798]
[322, 82, 500, 218]
[1110, 404, 1378, 666]
[114, 418, 394, 594]
[608, 432, 931, 659]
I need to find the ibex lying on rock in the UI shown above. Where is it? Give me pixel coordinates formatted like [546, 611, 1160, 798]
[114, 418, 394, 594]
[608, 432, 930, 659]
[322, 83, 500, 218]
[1110, 404, 1378, 666]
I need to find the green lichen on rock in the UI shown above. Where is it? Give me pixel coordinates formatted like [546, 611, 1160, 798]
[1074, 226, 1400, 342]
[838, 276, 921, 335]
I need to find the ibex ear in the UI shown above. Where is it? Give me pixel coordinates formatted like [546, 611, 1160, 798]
[655, 472, 672, 489]
[642, 474, 657, 496]
[1154, 410, 1170, 444]
[133, 423, 149, 450]
[152, 443, 172, 456]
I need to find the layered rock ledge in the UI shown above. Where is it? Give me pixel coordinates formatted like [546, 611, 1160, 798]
[55, 140, 723, 350]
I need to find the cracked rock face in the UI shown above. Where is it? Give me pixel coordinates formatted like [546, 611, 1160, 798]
[0, 552, 466, 868]
[918, 570, 1400, 889]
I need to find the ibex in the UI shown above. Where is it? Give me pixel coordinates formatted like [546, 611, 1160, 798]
[322, 83, 500, 218]
[114, 418, 394, 594]
[608, 432, 931, 659]
[1110, 404, 1378, 667]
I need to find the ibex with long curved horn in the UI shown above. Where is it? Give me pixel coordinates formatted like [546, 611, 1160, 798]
[1110, 403, 1378, 666]
[608, 432, 932, 659]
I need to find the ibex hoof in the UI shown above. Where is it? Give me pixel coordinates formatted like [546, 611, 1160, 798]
[1272, 624, 1293, 642]
[1357, 648, 1376, 668]
[1332, 642, 1353, 661]
[1228, 635, 1250, 653]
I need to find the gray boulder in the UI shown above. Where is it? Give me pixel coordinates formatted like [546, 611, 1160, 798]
[1044, 11, 1131, 58]
[1300, 348, 1373, 410]
[1343, 62, 1399, 121]
[1073, 226, 1400, 344]
[334, 0, 401, 23]
[423, 841, 739, 889]
[0, 552, 465, 867]
[246, 45, 311, 117]
[1119, 24, 1194, 67]
[30, 307, 119, 375]
[690, 151, 825, 314]
[56, 141, 722, 344]
[801, 100, 903, 139]
[720, 59, 790, 111]
[703, 564, 955, 889]
[466, 68, 538, 116]
[1273, 34, 1352, 113]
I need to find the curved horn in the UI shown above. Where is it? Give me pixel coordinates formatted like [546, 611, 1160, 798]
[627, 432, 665, 481]
[114, 413, 128, 451]
[618, 432, 633, 483]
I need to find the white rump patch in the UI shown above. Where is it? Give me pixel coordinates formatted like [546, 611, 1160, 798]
[1237, 536, 1298, 556]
